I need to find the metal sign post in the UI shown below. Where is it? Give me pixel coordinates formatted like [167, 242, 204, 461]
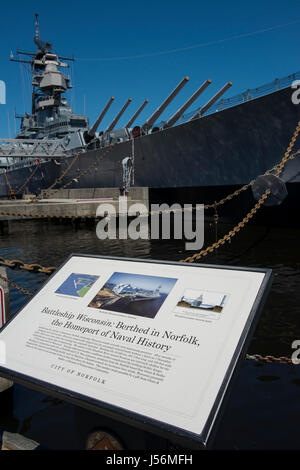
[0, 267, 9, 328]
[0, 286, 5, 328]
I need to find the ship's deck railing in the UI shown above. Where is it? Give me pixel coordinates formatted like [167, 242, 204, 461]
[156, 70, 300, 128]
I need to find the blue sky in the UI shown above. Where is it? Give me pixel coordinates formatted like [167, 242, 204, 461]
[0, 0, 299, 137]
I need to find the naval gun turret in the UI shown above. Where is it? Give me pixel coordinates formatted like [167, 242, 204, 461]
[94, 98, 133, 147]
[105, 98, 132, 133]
[189, 82, 232, 120]
[141, 77, 189, 133]
[163, 79, 212, 129]
[84, 96, 115, 144]
[125, 100, 149, 128]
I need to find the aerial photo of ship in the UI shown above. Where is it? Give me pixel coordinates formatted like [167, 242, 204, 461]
[55, 273, 99, 298]
[88, 272, 177, 318]
[0, 14, 299, 226]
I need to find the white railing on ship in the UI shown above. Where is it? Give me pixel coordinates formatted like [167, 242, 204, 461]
[156, 70, 300, 128]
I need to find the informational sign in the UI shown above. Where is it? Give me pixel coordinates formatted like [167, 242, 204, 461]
[0, 255, 272, 447]
[0, 286, 6, 328]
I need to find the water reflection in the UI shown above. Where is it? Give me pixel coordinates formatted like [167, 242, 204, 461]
[0, 219, 299, 449]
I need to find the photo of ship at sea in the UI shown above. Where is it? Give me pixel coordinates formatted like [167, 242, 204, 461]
[175, 289, 228, 320]
[88, 272, 177, 318]
[55, 273, 99, 298]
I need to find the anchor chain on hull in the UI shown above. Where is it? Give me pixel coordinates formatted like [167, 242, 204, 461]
[0, 147, 298, 218]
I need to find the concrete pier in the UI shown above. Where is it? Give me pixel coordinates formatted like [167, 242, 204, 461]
[0, 187, 149, 219]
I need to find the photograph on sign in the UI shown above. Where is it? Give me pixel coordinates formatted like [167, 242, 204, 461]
[0, 255, 272, 446]
[55, 273, 99, 298]
[88, 272, 177, 318]
[175, 288, 229, 321]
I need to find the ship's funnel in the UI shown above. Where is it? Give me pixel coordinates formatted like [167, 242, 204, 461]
[189, 81, 232, 120]
[88, 96, 114, 137]
[142, 77, 189, 132]
[105, 98, 132, 133]
[163, 79, 212, 129]
[125, 99, 149, 128]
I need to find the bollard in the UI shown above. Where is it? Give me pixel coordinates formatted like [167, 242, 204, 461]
[0, 221, 9, 235]
[86, 430, 124, 450]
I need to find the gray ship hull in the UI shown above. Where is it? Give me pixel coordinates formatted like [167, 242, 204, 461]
[0, 86, 299, 224]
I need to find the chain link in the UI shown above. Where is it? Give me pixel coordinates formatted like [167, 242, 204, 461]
[146, 148, 300, 217]
[0, 147, 299, 219]
[1, 123, 300, 366]
[2, 141, 117, 203]
[245, 354, 294, 364]
[40, 152, 81, 197]
[0, 257, 56, 275]
[179, 120, 300, 263]
[180, 191, 270, 262]
[15, 162, 41, 196]
[0, 122, 299, 269]
[0, 273, 33, 297]
[204, 148, 300, 209]
[40, 143, 117, 199]
[4, 170, 16, 199]
[0, 211, 96, 219]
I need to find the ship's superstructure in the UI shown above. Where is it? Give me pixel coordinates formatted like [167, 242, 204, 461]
[0, 14, 91, 169]
[16, 14, 85, 140]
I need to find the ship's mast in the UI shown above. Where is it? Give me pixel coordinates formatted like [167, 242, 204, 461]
[34, 13, 40, 46]
[10, 14, 76, 138]
[33, 14, 39, 115]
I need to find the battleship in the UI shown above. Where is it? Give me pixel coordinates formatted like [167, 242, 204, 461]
[112, 283, 162, 302]
[0, 15, 300, 224]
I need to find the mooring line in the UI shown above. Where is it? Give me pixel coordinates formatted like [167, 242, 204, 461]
[179, 120, 300, 263]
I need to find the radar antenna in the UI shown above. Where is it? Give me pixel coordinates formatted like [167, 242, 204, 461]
[33, 13, 52, 52]
[34, 13, 39, 44]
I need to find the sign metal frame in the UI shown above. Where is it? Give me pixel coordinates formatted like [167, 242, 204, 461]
[0, 254, 273, 448]
[0, 286, 6, 328]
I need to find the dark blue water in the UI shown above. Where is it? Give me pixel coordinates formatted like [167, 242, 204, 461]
[0, 219, 300, 449]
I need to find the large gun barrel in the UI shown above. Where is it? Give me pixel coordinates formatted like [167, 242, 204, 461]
[189, 81, 232, 121]
[163, 79, 212, 129]
[105, 98, 132, 133]
[142, 76, 189, 132]
[125, 99, 149, 128]
[87, 96, 114, 137]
